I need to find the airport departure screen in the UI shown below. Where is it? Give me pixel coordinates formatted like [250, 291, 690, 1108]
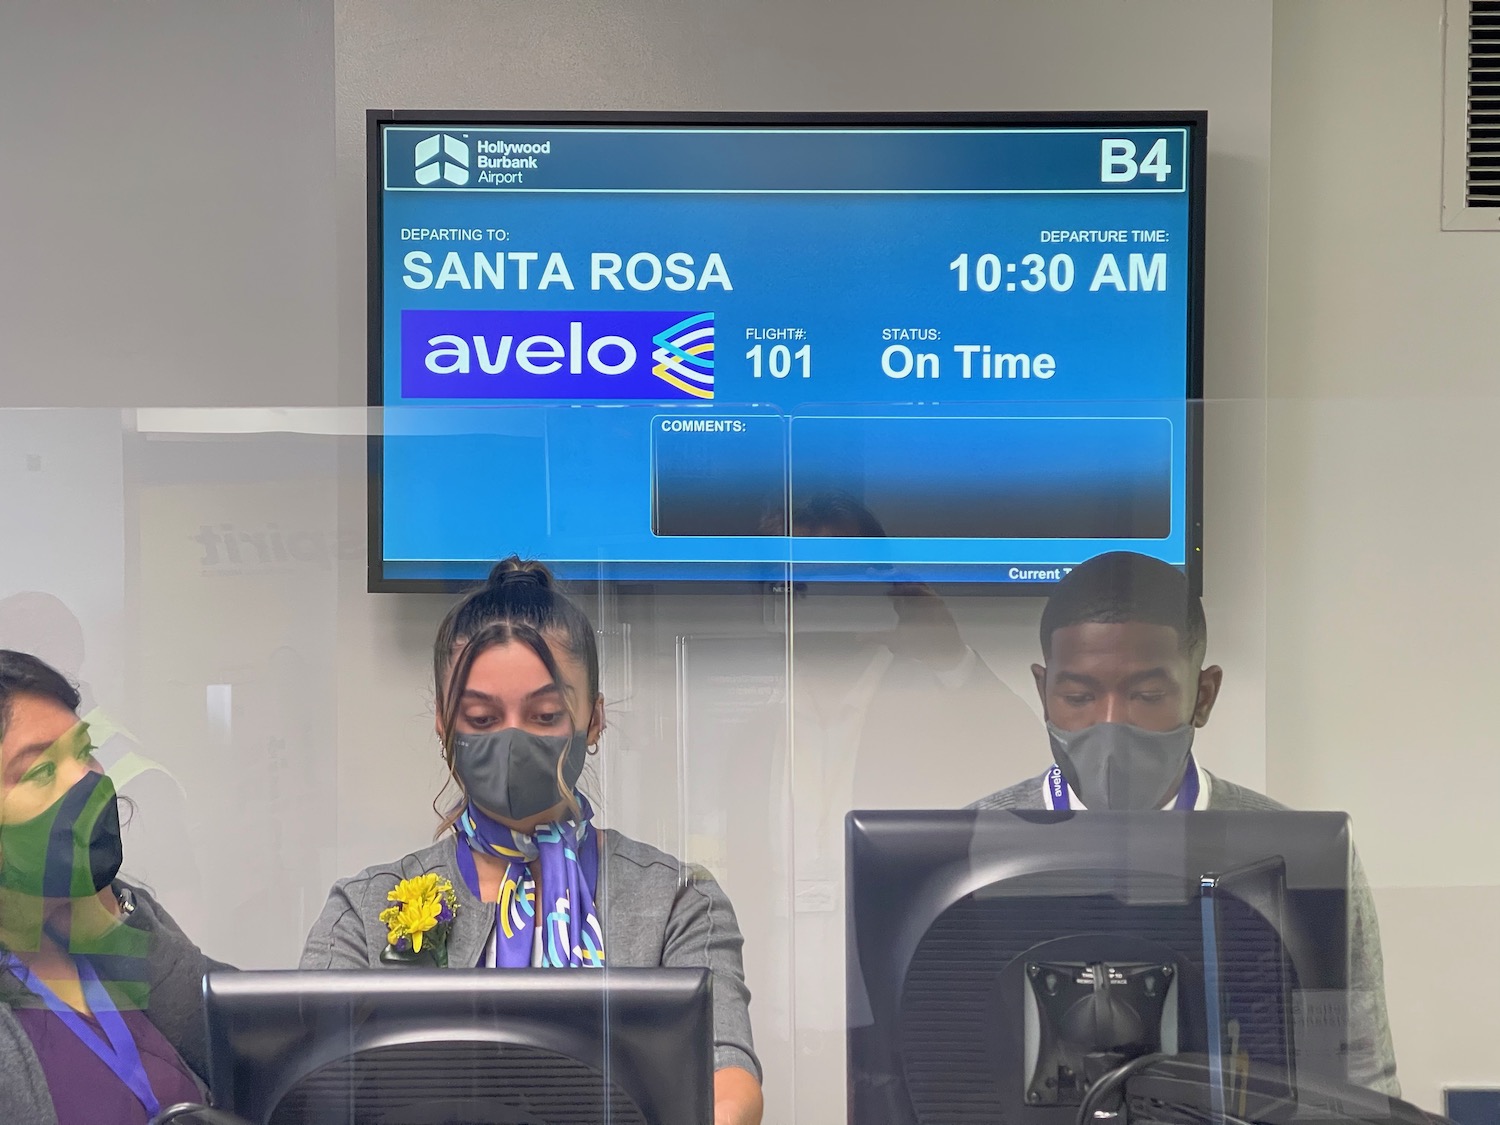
[373, 117, 1202, 587]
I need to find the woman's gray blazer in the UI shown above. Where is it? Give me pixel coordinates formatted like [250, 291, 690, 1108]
[301, 830, 760, 1079]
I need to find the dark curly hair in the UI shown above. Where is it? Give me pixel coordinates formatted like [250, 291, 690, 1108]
[0, 650, 81, 743]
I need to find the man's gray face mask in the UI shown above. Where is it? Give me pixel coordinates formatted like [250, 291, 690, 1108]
[452, 728, 588, 821]
[1046, 721, 1194, 810]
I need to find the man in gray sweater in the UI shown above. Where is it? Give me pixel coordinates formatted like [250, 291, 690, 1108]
[970, 551, 1400, 1097]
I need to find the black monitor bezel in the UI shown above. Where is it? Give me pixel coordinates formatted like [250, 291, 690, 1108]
[366, 109, 1207, 596]
[845, 808, 1354, 1125]
[205, 967, 715, 1125]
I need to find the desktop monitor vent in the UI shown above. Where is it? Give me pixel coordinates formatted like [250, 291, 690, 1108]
[269, 1040, 647, 1125]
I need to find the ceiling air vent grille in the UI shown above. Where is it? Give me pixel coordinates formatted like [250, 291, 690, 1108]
[1444, 0, 1500, 227]
[1469, 0, 1500, 206]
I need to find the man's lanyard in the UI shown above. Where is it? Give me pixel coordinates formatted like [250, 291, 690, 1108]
[1044, 757, 1201, 811]
[5, 955, 160, 1117]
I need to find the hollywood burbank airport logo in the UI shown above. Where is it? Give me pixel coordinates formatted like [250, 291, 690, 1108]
[400, 310, 715, 401]
[414, 133, 470, 186]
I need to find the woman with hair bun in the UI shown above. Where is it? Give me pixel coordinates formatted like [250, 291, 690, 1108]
[302, 558, 763, 1125]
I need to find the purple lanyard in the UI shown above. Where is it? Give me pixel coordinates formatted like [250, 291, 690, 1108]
[1045, 757, 1201, 811]
[5, 955, 161, 1117]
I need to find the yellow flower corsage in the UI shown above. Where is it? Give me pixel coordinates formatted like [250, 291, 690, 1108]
[378, 873, 457, 967]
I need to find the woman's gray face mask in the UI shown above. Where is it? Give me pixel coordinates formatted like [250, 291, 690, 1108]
[451, 728, 588, 821]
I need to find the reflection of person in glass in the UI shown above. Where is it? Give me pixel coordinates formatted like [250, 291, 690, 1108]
[774, 492, 1040, 808]
[0, 592, 202, 935]
[773, 491, 1038, 811]
[970, 551, 1399, 1096]
[0, 651, 228, 1125]
[791, 494, 975, 702]
[301, 559, 763, 1125]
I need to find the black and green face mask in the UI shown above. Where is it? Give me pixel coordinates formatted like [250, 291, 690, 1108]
[0, 771, 123, 899]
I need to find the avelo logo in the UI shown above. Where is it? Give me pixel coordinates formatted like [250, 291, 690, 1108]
[651, 314, 714, 400]
[414, 133, 469, 186]
[400, 310, 716, 402]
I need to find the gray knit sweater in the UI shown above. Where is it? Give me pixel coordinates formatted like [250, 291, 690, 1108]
[968, 772, 1400, 1098]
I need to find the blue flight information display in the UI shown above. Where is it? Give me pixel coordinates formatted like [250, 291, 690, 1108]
[370, 114, 1204, 589]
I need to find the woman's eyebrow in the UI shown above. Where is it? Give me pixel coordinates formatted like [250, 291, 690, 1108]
[2, 741, 52, 784]
[459, 684, 563, 704]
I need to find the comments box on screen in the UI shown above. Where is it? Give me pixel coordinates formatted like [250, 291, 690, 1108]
[787, 415, 1173, 539]
[651, 414, 1172, 540]
[651, 415, 788, 537]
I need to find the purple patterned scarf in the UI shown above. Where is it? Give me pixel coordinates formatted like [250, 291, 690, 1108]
[455, 795, 604, 968]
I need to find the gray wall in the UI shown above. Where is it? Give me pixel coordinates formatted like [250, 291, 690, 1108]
[1267, 0, 1500, 1108]
[0, 0, 335, 407]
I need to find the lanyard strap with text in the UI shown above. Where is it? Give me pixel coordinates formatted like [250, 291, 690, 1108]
[1045, 757, 1201, 811]
[4, 955, 161, 1117]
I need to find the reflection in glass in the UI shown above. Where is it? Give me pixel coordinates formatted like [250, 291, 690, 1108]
[0, 650, 228, 1121]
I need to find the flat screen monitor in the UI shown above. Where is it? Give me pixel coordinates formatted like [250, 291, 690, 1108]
[368, 111, 1206, 592]
[845, 809, 1356, 1125]
[203, 968, 713, 1125]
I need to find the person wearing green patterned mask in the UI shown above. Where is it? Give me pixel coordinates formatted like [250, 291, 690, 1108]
[0, 650, 231, 1125]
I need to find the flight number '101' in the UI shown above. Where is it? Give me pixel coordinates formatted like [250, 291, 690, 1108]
[746, 343, 811, 378]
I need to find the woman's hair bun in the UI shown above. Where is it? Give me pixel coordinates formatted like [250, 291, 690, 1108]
[485, 556, 555, 591]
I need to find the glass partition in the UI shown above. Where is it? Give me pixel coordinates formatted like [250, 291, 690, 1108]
[1, 398, 1493, 1123]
